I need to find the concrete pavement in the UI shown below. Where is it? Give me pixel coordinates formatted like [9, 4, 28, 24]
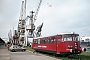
[0, 45, 60, 60]
[0, 45, 10, 60]
[10, 50, 60, 60]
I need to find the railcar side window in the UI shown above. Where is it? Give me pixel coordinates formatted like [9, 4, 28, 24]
[44, 38, 47, 44]
[58, 35, 62, 41]
[36, 40, 38, 44]
[33, 40, 36, 44]
[47, 38, 51, 43]
[51, 37, 55, 43]
[38, 39, 40, 44]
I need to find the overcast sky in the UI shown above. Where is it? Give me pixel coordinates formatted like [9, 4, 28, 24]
[0, 0, 90, 39]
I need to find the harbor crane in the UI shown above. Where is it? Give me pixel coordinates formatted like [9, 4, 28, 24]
[8, 0, 43, 46]
[26, 0, 43, 38]
[17, 0, 26, 45]
[8, 29, 12, 43]
[25, 0, 43, 46]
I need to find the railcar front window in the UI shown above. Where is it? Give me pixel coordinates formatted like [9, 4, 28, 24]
[64, 34, 79, 41]
[72, 35, 79, 41]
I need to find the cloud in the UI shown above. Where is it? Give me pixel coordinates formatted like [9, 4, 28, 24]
[0, 0, 90, 38]
[35, 0, 90, 36]
[0, 14, 4, 23]
[0, 24, 11, 38]
[0, 0, 21, 38]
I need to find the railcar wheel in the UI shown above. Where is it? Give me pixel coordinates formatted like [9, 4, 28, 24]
[53, 53, 58, 56]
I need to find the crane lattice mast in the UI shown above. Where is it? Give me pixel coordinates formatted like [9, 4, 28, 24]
[26, 0, 42, 38]
[33, 0, 42, 22]
[18, 0, 26, 45]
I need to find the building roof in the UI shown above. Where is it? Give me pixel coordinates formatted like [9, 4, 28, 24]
[0, 38, 5, 44]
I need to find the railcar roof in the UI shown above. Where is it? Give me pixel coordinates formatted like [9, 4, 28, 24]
[57, 32, 79, 35]
[33, 32, 79, 39]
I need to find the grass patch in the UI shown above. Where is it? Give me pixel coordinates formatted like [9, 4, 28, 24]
[80, 52, 90, 56]
[25, 46, 35, 52]
[78, 52, 90, 60]
[26, 46, 90, 60]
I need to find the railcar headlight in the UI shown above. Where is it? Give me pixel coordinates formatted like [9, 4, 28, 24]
[68, 45, 73, 48]
[68, 45, 70, 48]
[70, 49, 72, 52]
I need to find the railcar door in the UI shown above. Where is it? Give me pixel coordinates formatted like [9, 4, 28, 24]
[56, 35, 63, 54]
[50, 36, 57, 53]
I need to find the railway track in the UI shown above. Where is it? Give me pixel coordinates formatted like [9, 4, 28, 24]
[67, 55, 82, 60]
[36, 51, 90, 60]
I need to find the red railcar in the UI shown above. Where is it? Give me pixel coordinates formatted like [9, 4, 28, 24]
[32, 32, 84, 55]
